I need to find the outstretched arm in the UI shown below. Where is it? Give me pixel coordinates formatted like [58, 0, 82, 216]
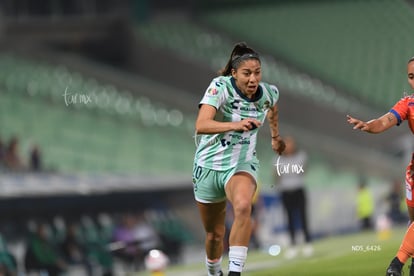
[346, 112, 398, 134]
[267, 104, 285, 154]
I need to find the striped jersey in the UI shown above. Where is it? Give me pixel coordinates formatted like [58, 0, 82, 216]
[194, 76, 279, 171]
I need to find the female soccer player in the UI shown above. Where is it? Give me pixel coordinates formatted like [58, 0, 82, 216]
[192, 42, 285, 276]
[347, 56, 414, 276]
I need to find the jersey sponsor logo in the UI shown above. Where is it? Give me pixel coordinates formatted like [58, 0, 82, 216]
[220, 134, 251, 147]
[231, 99, 240, 109]
[240, 106, 258, 111]
[231, 99, 259, 112]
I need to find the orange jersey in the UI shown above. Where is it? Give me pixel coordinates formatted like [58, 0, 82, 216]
[390, 95, 414, 134]
[391, 96, 414, 207]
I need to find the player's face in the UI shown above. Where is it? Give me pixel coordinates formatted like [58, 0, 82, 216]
[232, 59, 262, 97]
[408, 60, 414, 90]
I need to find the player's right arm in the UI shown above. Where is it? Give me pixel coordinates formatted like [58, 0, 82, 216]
[347, 96, 411, 133]
[195, 104, 261, 134]
[346, 112, 398, 134]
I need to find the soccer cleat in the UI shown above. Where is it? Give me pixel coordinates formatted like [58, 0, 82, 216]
[386, 257, 403, 276]
[410, 258, 414, 276]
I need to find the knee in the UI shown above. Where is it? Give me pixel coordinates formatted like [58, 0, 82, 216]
[206, 226, 225, 242]
[233, 200, 252, 218]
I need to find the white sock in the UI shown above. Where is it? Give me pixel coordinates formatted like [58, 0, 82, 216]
[228, 246, 248, 273]
[206, 256, 222, 276]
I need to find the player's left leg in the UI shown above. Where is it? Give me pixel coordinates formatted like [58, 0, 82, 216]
[387, 169, 414, 276]
[225, 172, 256, 276]
[386, 217, 414, 276]
[406, 162, 414, 276]
[406, 206, 414, 276]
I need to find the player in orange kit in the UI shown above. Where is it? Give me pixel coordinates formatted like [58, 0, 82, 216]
[347, 56, 414, 276]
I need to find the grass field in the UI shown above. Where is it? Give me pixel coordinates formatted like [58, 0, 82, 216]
[149, 225, 411, 276]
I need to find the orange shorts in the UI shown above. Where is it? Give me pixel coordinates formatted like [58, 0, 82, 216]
[406, 155, 414, 208]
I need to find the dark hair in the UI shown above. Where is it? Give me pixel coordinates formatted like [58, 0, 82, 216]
[409, 57, 414, 63]
[219, 42, 261, 76]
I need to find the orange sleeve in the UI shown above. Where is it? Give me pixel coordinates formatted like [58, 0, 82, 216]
[390, 97, 409, 125]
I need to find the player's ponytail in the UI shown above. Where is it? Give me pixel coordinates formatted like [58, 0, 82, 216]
[218, 42, 261, 76]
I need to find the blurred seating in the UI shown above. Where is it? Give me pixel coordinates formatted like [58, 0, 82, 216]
[136, 15, 361, 114]
[0, 53, 193, 175]
[0, 233, 17, 276]
[198, 0, 413, 109]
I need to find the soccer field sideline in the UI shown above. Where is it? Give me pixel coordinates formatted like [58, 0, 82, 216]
[143, 225, 409, 276]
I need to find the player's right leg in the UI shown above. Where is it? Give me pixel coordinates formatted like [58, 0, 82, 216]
[197, 201, 226, 276]
[192, 164, 227, 276]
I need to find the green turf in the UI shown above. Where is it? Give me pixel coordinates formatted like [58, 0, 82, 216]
[248, 227, 408, 276]
[154, 225, 411, 276]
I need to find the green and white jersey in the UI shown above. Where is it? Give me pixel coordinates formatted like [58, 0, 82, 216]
[194, 76, 279, 171]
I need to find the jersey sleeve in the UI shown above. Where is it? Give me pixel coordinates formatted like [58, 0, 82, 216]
[390, 97, 410, 125]
[199, 78, 226, 109]
[261, 83, 279, 107]
[269, 84, 279, 106]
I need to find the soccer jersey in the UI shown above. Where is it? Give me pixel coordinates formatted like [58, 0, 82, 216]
[391, 95, 414, 207]
[194, 76, 279, 171]
[390, 94, 414, 134]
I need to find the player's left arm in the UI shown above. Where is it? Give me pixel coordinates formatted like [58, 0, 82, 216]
[267, 104, 285, 154]
[347, 112, 398, 134]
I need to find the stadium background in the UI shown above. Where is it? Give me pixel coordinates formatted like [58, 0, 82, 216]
[0, 0, 413, 274]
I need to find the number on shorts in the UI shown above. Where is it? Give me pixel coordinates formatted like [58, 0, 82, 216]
[193, 165, 202, 179]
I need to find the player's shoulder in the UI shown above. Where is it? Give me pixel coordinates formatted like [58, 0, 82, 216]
[260, 81, 279, 97]
[206, 76, 231, 94]
[209, 76, 231, 87]
[403, 94, 414, 101]
[395, 94, 414, 105]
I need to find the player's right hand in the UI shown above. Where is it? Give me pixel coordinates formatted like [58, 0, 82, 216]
[236, 118, 261, 132]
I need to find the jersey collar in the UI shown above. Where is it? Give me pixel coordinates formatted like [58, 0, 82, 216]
[231, 77, 262, 102]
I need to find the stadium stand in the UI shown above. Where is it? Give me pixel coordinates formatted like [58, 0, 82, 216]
[136, 17, 365, 115]
[198, 0, 414, 110]
[0, 53, 194, 175]
[0, 0, 413, 274]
